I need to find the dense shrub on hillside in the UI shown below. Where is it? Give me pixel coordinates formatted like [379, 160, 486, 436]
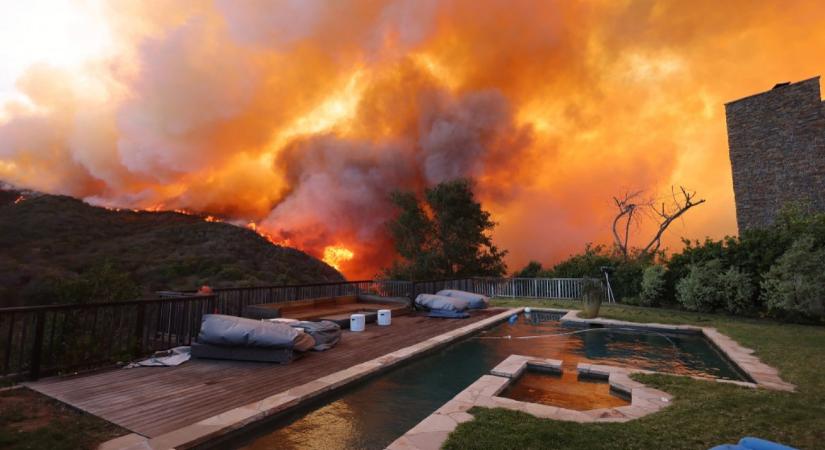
[761, 235, 825, 321]
[35, 263, 142, 305]
[639, 265, 667, 306]
[0, 190, 343, 306]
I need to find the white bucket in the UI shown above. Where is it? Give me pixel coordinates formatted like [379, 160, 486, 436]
[377, 309, 391, 326]
[350, 313, 366, 332]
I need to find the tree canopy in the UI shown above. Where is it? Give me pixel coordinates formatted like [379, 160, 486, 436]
[383, 178, 507, 280]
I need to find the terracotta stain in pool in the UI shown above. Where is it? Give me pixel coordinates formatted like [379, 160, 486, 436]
[501, 369, 629, 410]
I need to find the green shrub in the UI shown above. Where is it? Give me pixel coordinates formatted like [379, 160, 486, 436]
[544, 244, 651, 301]
[676, 259, 724, 312]
[718, 266, 756, 315]
[761, 235, 825, 321]
[639, 265, 667, 306]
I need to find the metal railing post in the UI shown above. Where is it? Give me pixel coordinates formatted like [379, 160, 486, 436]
[134, 302, 146, 355]
[29, 310, 46, 380]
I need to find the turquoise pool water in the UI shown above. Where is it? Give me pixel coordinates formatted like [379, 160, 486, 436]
[232, 313, 745, 450]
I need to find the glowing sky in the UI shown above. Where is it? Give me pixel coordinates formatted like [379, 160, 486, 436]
[1, 0, 824, 278]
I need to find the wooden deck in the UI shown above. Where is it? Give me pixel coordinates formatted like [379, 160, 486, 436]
[27, 310, 500, 438]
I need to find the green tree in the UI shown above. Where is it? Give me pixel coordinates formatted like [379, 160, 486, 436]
[514, 261, 544, 278]
[384, 179, 507, 280]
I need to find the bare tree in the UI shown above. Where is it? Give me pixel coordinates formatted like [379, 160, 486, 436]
[612, 186, 705, 259]
[611, 191, 645, 259]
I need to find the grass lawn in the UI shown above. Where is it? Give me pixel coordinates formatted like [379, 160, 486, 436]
[444, 299, 825, 450]
[0, 387, 126, 450]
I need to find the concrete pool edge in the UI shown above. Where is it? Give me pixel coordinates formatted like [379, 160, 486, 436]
[98, 307, 522, 450]
[388, 356, 674, 450]
[559, 309, 795, 392]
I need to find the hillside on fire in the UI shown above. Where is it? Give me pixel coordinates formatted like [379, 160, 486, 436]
[0, 188, 342, 307]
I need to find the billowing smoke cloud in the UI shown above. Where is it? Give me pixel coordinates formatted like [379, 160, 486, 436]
[262, 83, 531, 273]
[1, 0, 825, 277]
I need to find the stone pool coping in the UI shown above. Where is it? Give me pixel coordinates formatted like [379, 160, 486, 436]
[388, 355, 674, 450]
[559, 310, 795, 392]
[98, 308, 522, 450]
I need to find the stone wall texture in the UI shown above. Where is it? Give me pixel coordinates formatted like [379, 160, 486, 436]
[725, 76, 825, 231]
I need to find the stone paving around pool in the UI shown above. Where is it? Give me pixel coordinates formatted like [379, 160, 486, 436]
[388, 308, 796, 450]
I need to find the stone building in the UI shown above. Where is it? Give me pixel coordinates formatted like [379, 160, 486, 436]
[725, 76, 825, 231]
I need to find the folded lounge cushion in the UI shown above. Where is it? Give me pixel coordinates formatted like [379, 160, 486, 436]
[268, 320, 342, 351]
[292, 330, 317, 352]
[190, 342, 294, 364]
[415, 294, 469, 312]
[197, 314, 299, 349]
[427, 309, 470, 319]
[436, 290, 489, 309]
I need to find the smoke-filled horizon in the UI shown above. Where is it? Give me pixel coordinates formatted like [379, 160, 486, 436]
[1, 0, 824, 278]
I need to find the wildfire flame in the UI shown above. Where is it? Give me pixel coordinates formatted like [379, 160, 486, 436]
[323, 246, 355, 271]
[246, 221, 289, 247]
[13, 195, 24, 204]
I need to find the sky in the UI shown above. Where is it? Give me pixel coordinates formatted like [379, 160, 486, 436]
[0, 0, 824, 278]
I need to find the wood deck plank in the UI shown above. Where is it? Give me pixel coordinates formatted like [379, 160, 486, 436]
[27, 310, 500, 437]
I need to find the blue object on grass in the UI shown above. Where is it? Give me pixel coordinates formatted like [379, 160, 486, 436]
[709, 437, 798, 450]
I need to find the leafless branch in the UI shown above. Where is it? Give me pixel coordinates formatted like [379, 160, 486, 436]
[641, 186, 706, 254]
[611, 186, 705, 258]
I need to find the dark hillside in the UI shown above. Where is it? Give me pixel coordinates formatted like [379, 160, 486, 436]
[0, 189, 343, 306]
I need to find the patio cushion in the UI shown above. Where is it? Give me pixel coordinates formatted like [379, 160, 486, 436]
[197, 314, 299, 349]
[415, 294, 469, 312]
[427, 309, 470, 319]
[436, 289, 489, 309]
[190, 342, 294, 363]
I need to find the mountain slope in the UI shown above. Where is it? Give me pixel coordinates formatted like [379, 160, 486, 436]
[0, 189, 343, 306]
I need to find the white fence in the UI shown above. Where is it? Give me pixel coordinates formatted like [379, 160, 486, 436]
[472, 277, 614, 302]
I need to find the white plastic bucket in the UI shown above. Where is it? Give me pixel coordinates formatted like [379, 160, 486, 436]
[350, 313, 366, 332]
[377, 309, 391, 326]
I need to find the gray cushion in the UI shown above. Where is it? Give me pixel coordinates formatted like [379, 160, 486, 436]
[190, 342, 294, 363]
[436, 290, 489, 309]
[415, 294, 469, 311]
[197, 314, 299, 348]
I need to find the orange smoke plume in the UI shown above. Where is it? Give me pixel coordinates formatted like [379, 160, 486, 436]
[1, 1, 825, 278]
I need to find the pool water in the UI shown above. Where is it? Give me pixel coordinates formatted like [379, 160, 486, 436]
[234, 313, 745, 450]
[501, 369, 630, 411]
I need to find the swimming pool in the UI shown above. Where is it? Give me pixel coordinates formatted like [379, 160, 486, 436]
[230, 312, 746, 450]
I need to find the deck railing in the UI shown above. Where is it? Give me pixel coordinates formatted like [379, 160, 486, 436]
[472, 277, 596, 300]
[0, 276, 597, 381]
